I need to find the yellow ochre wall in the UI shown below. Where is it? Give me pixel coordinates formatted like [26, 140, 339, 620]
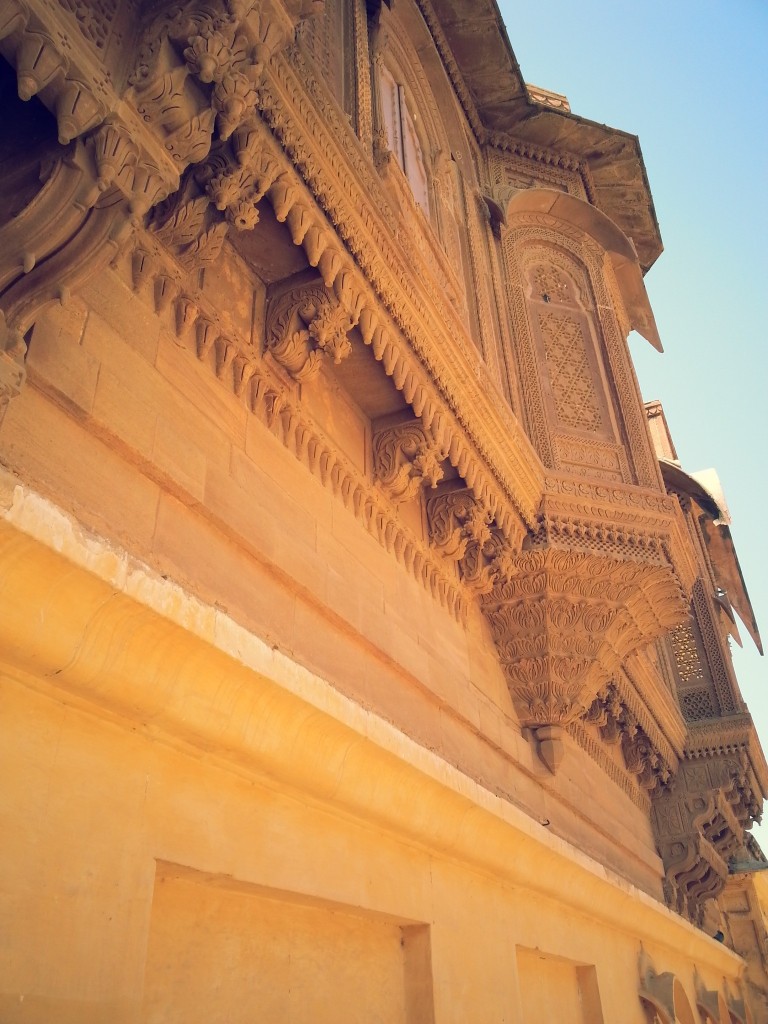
[0, 497, 743, 1024]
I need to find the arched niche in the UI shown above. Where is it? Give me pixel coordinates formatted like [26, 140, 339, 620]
[505, 187, 662, 352]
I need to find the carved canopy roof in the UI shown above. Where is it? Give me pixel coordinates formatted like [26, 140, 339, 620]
[432, 0, 663, 272]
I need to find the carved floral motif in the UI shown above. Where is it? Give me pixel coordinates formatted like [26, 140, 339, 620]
[479, 547, 688, 771]
[266, 281, 353, 381]
[373, 422, 444, 504]
[427, 488, 509, 595]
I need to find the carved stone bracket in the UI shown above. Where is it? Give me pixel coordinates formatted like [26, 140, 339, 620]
[652, 758, 748, 924]
[584, 683, 672, 793]
[266, 281, 354, 382]
[127, 0, 309, 171]
[478, 547, 688, 772]
[373, 421, 445, 504]
[427, 487, 512, 596]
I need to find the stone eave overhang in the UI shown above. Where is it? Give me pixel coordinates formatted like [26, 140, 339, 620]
[660, 460, 763, 655]
[686, 713, 768, 803]
[429, 0, 663, 272]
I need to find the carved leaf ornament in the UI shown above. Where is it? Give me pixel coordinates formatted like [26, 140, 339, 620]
[373, 422, 445, 504]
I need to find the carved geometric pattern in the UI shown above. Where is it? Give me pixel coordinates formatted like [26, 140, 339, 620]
[669, 624, 703, 684]
[532, 264, 573, 306]
[539, 310, 603, 431]
[504, 224, 660, 488]
[691, 578, 737, 715]
[551, 433, 630, 483]
[681, 689, 717, 722]
[487, 147, 588, 203]
[57, 0, 118, 52]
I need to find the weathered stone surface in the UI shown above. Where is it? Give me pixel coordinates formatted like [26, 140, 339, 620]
[0, 0, 766, 1021]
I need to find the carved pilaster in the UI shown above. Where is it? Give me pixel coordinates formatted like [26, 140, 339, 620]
[266, 281, 353, 382]
[373, 422, 444, 504]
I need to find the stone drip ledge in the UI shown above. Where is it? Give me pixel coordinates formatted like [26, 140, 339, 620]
[0, 472, 743, 970]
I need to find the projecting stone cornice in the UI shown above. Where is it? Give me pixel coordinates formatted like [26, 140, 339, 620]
[412, 0, 662, 271]
[0, 0, 547, 537]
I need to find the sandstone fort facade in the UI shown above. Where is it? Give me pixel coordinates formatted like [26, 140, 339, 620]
[1, 1, 767, 1021]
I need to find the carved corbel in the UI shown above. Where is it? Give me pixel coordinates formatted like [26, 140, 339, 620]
[266, 281, 353, 382]
[0, 128, 142, 410]
[479, 547, 689, 773]
[129, 0, 307, 179]
[651, 767, 738, 922]
[372, 421, 444, 504]
[427, 488, 511, 596]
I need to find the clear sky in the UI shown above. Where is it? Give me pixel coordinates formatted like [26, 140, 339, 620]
[496, 1, 768, 840]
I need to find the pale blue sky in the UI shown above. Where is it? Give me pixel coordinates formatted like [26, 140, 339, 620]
[497, 2, 768, 839]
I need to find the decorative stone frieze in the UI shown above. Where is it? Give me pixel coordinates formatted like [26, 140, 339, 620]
[373, 422, 444, 504]
[113, 232, 467, 621]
